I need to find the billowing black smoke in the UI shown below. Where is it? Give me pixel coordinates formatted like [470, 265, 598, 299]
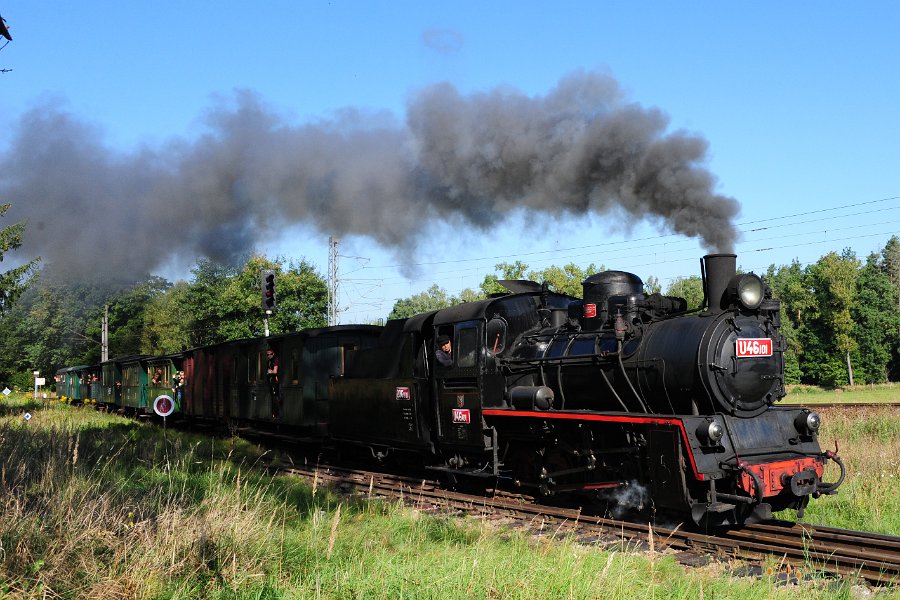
[0, 71, 739, 280]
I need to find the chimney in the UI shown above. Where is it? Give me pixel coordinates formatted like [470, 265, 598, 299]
[702, 253, 736, 314]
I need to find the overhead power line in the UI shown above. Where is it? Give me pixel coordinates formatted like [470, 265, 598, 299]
[739, 195, 900, 227]
[356, 194, 900, 274]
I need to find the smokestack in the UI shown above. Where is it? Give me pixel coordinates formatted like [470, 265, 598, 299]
[702, 253, 736, 314]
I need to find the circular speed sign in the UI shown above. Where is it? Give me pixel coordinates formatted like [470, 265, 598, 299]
[153, 394, 176, 417]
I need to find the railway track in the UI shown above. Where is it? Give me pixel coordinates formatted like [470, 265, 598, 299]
[718, 521, 900, 583]
[270, 461, 900, 586]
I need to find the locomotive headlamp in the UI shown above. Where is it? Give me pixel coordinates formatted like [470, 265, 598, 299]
[806, 412, 821, 432]
[794, 410, 821, 435]
[697, 420, 725, 444]
[728, 273, 764, 310]
[707, 421, 725, 443]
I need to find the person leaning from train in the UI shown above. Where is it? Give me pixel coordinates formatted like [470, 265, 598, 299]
[172, 370, 185, 403]
[266, 347, 281, 418]
[435, 335, 453, 367]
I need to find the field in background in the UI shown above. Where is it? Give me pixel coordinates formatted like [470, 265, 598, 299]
[784, 383, 900, 404]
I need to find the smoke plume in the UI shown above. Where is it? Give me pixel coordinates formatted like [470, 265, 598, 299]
[0, 71, 739, 280]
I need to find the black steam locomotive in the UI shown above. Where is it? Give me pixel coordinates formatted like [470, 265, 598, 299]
[331, 253, 843, 524]
[60, 254, 844, 525]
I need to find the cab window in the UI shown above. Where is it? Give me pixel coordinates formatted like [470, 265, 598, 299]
[457, 326, 479, 368]
[486, 317, 507, 354]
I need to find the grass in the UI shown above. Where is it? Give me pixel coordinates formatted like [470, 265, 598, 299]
[776, 384, 900, 534]
[778, 405, 900, 535]
[783, 382, 900, 404]
[0, 393, 897, 598]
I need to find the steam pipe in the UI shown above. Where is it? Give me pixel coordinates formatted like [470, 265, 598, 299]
[816, 450, 846, 495]
[598, 367, 631, 413]
[556, 335, 577, 410]
[738, 461, 763, 503]
[617, 340, 649, 413]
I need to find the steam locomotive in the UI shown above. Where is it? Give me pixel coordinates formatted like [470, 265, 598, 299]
[57, 253, 844, 525]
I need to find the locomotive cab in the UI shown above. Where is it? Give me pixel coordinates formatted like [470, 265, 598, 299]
[425, 289, 578, 477]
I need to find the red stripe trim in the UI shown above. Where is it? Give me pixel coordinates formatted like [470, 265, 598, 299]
[482, 408, 705, 481]
[583, 482, 626, 490]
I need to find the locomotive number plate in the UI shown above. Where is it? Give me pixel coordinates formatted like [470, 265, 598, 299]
[452, 408, 471, 424]
[735, 338, 773, 358]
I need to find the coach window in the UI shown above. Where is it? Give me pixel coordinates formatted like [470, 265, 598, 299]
[290, 347, 301, 384]
[340, 343, 358, 375]
[250, 351, 260, 383]
[485, 317, 507, 355]
[457, 326, 479, 368]
[231, 352, 239, 384]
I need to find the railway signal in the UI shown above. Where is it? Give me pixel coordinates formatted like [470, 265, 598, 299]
[261, 269, 277, 313]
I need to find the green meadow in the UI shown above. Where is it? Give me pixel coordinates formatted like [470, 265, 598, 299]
[0, 393, 897, 599]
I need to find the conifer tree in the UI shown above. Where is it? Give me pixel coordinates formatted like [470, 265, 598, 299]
[0, 203, 39, 313]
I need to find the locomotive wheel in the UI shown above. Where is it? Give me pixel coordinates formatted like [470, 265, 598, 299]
[509, 444, 575, 495]
[538, 443, 580, 495]
[507, 444, 546, 491]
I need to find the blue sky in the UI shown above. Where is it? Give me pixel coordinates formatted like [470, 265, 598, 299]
[1, 2, 899, 323]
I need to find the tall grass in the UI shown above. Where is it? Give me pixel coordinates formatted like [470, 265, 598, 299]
[0, 395, 893, 598]
[782, 406, 900, 535]
[0, 398, 283, 597]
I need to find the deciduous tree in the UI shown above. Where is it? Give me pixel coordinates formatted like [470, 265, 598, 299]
[802, 250, 860, 386]
[479, 261, 529, 296]
[665, 276, 704, 309]
[388, 284, 455, 319]
[527, 262, 603, 297]
[169, 255, 328, 344]
[853, 252, 900, 383]
[764, 261, 811, 385]
[141, 281, 193, 354]
[185, 258, 239, 347]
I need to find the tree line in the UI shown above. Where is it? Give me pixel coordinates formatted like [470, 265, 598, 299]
[1, 204, 898, 390]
